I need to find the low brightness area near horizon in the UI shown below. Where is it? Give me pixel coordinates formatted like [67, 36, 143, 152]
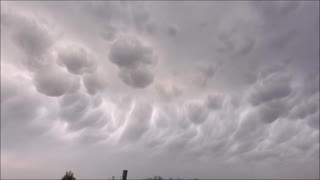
[0, 1, 319, 179]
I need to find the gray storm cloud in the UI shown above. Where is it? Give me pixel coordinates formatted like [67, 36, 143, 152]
[9, 14, 53, 58]
[1, 1, 319, 179]
[1, 10, 54, 71]
[33, 66, 79, 97]
[205, 94, 224, 110]
[82, 70, 108, 95]
[186, 102, 209, 125]
[109, 37, 156, 68]
[57, 44, 97, 75]
[118, 67, 154, 88]
[109, 36, 157, 88]
[248, 72, 292, 106]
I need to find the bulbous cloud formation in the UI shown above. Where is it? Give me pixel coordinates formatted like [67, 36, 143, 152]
[205, 94, 224, 110]
[1, 1, 319, 179]
[7, 14, 52, 58]
[109, 36, 157, 88]
[186, 102, 209, 124]
[1, 8, 54, 71]
[118, 67, 154, 88]
[57, 43, 97, 74]
[33, 65, 80, 97]
[109, 38, 156, 68]
[82, 71, 108, 95]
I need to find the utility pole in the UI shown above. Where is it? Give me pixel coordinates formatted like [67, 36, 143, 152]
[122, 170, 128, 180]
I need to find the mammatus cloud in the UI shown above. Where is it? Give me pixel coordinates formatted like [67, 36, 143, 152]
[57, 44, 97, 75]
[186, 102, 209, 125]
[10, 15, 53, 58]
[109, 38, 156, 69]
[1, 1, 319, 179]
[109, 36, 157, 88]
[118, 67, 154, 88]
[33, 66, 80, 97]
[205, 94, 224, 110]
[248, 72, 292, 106]
[82, 70, 108, 95]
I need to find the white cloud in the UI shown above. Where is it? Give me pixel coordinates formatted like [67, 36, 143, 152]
[59, 92, 91, 123]
[154, 81, 182, 102]
[120, 102, 153, 143]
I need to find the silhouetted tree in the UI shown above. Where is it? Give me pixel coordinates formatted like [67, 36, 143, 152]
[61, 171, 76, 180]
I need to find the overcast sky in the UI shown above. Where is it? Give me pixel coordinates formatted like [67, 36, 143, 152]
[1, 1, 319, 179]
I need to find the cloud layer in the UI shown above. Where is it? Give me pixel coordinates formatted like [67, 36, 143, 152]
[1, 1, 319, 179]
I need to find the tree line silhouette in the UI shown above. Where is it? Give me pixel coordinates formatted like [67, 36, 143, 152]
[61, 170, 199, 180]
